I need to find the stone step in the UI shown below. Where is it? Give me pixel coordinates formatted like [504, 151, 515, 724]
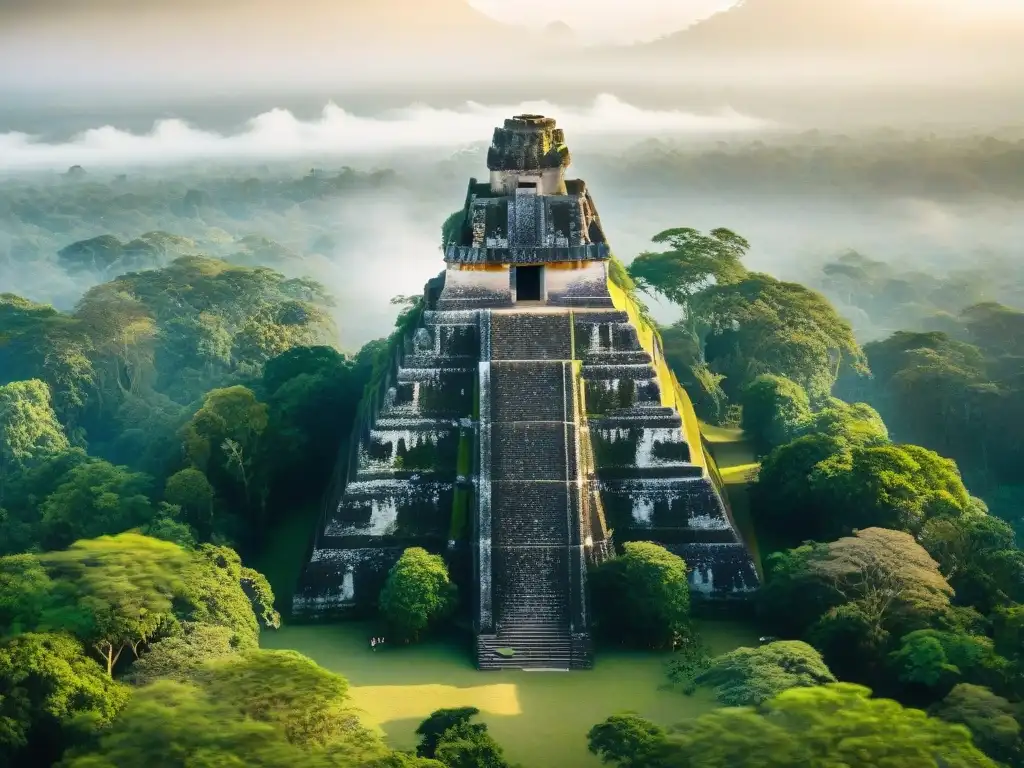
[581, 362, 657, 379]
[477, 310, 584, 672]
[396, 367, 475, 381]
[491, 422, 575, 481]
[595, 465, 705, 480]
[400, 354, 477, 369]
[368, 419, 460, 433]
[350, 468, 451, 483]
[422, 309, 481, 326]
[493, 545, 571, 628]
[476, 627, 576, 670]
[492, 482, 571, 545]
[490, 361, 569, 423]
[490, 312, 573, 360]
[571, 310, 631, 325]
[574, 321, 647, 359]
[494, 628, 571, 640]
[582, 351, 652, 365]
[590, 410, 683, 428]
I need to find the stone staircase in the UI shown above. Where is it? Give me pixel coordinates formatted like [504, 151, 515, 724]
[479, 311, 588, 670]
[478, 625, 572, 671]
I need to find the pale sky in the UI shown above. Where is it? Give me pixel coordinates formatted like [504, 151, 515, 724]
[469, 0, 1024, 43]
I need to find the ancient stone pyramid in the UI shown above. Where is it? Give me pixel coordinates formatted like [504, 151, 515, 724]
[293, 114, 759, 670]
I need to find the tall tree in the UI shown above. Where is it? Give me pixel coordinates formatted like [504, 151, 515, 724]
[739, 375, 811, 455]
[176, 543, 280, 646]
[930, 684, 1023, 767]
[695, 640, 837, 706]
[195, 649, 375, 752]
[587, 713, 667, 768]
[0, 379, 69, 503]
[0, 294, 94, 430]
[810, 528, 953, 639]
[163, 468, 216, 537]
[38, 459, 154, 550]
[921, 513, 1024, 614]
[796, 397, 889, 447]
[60, 680, 343, 768]
[588, 683, 999, 768]
[629, 227, 749, 312]
[755, 437, 974, 544]
[36, 534, 191, 675]
[379, 548, 457, 644]
[0, 632, 130, 767]
[415, 707, 510, 768]
[629, 227, 749, 363]
[590, 542, 691, 650]
[890, 629, 1010, 698]
[701, 273, 867, 400]
[181, 386, 269, 536]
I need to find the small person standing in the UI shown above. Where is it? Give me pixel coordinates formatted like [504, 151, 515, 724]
[371, 637, 377, 652]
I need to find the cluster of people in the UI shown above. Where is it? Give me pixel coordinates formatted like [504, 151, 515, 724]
[370, 636, 385, 651]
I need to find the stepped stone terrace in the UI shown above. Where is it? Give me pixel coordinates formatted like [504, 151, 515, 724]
[293, 114, 759, 671]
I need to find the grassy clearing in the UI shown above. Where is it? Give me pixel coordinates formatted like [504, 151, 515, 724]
[261, 619, 759, 768]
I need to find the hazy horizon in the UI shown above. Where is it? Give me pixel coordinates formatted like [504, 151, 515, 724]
[1, 0, 1022, 101]
[2, 0, 1023, 349]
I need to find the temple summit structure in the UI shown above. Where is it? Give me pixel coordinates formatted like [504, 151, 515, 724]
[294, 114, 759, 670]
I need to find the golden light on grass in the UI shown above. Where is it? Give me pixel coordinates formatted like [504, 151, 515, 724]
[350, 682, 523, 725]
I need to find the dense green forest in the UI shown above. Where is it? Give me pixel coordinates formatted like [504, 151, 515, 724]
[4, 130, 1023, 321]
[1, 178, 1022, 764]
[608, 128, 1024, 199]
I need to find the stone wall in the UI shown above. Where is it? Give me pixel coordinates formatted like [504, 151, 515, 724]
[546, 262, 614, 307]
[292, 274, 481, 619]
[445, 244, 608, 266]
[573, 310, 760, 599]
[438, 266, 512, 310]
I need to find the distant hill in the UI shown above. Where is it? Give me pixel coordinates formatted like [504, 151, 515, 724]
[302, 0, 515, 45]
[544, 20, 576, 44]
[633, 0, 1023, 57]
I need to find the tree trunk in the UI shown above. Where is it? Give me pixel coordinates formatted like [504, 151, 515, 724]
[95, 641, 125, 677]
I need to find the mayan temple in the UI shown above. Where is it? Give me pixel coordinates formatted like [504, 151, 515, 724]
[294, 114, 759, 670]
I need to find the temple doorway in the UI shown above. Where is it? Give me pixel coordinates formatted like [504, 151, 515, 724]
[515, 265, 543, 302]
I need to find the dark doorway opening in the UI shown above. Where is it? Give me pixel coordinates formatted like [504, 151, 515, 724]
[516, 265, 543, 302]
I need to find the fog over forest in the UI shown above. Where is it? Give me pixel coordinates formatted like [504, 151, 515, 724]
[2, 92, 1022, 349]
